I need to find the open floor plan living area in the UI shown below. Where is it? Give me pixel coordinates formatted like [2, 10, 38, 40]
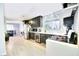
[0, 3, 79, 56]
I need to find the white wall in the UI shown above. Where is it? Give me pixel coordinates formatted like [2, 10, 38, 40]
[0, 4, 6, 55]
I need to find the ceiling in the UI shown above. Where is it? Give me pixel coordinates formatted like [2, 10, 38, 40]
[4, 3, 63, 21]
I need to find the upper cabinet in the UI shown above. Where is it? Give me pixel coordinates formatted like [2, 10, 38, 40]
[30, 16, 43, 27]
[23, 16, 43, 27]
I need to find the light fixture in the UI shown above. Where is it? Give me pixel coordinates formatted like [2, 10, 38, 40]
[29, 20, 34, 24]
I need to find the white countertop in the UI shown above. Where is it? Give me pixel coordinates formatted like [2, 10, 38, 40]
[46, 39, 79, 56]
[46, 39, 78, 48]
[29, 31, 67, 36]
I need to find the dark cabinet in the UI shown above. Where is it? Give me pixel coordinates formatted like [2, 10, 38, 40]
[23, 16, 42, 27]
[29, 32, 35, 40]
[40, 34, 52, 44]
[40, 34, 46, 43]
[30, 16, 42, 27]
[35, 33, 40, 43]
[23, 16, 43, 27]
[29, 32, 53, 44]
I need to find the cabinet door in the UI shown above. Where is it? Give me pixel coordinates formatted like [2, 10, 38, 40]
[32, 18, 40, 27]
[40, 34, 52, 43]
[31, 16, 42, 27]
[35, 33, 40, 43]
[40, 34, 46, 43]
[29, 32, 35, 40]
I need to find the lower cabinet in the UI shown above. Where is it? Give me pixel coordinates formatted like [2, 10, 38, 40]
[35, 33, 40, 43]
[40, 34, 52, 44]
[40, 34, 46, 43]
[29, 32, 35, 40]
[29, 32, 53, 44]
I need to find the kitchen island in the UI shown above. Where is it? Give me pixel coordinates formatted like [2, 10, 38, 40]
[46, 39, 79, 56]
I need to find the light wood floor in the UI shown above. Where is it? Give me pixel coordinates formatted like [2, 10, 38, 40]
[6, 36, 46, 56]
